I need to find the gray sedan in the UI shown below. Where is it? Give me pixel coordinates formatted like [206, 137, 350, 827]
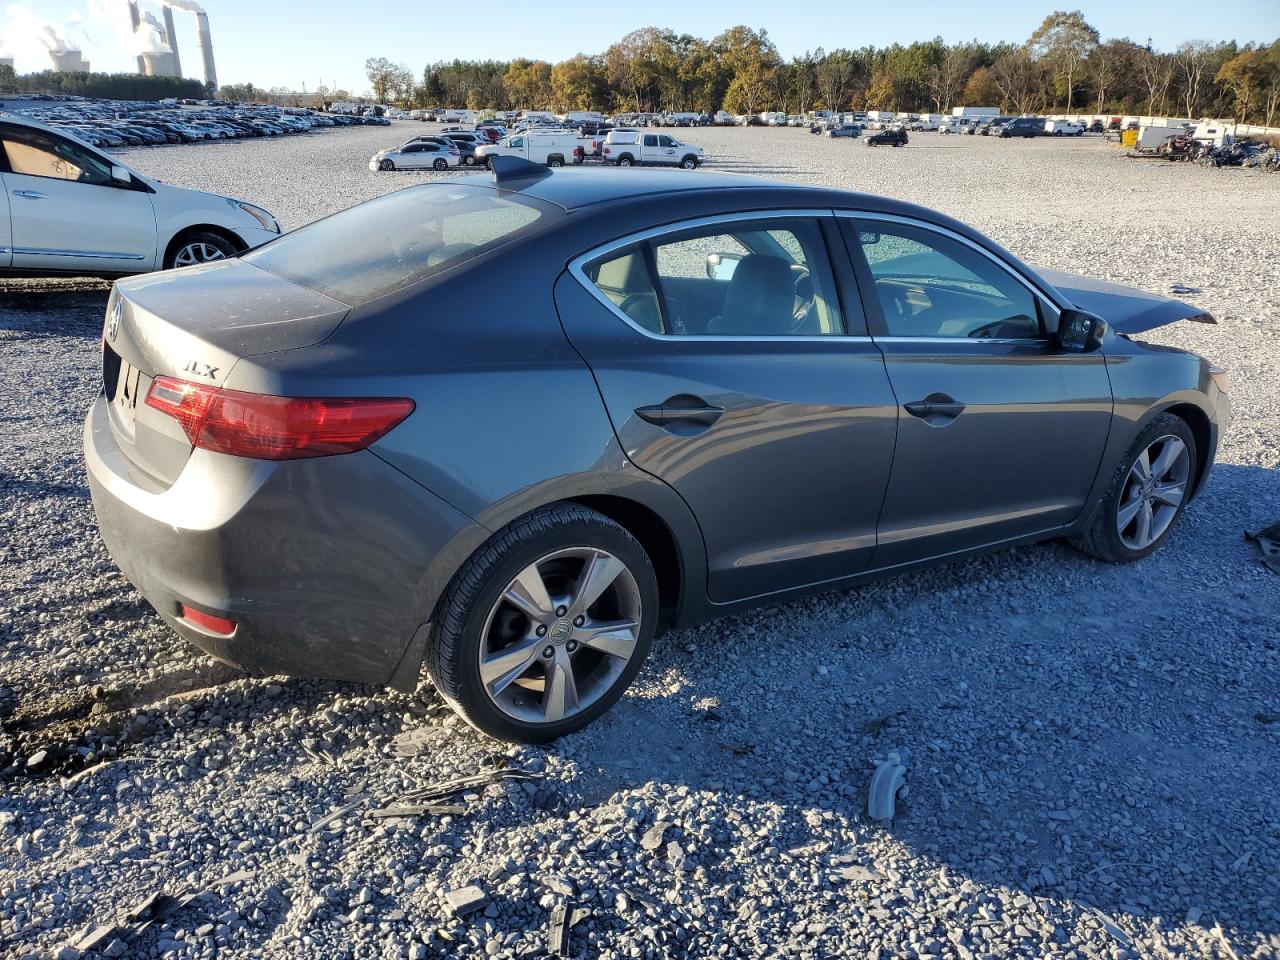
[85, 158, 1230, 742]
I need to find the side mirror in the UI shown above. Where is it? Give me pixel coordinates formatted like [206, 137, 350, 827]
[706, 252, 743, 281]
[110, 164, 132, 186]
[1056, 308, 1107, 352]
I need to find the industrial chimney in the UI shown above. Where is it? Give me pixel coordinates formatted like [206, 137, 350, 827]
[196, 13, 216, 90]
[50, 50, 89, 73]
[127, 1, 145, 74]
[162, 6, 182, 78]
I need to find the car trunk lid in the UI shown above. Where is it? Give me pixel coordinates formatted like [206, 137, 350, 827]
[102, 258, 349, 490]
[1035, 267, 1215, 334]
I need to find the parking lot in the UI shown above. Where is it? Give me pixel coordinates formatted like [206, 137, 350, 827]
[2, 121, 1279, 959]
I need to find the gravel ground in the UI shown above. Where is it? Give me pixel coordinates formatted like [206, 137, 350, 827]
[2, 122, 1279, 960]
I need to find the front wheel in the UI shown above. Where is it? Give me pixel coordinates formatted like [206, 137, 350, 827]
[1070, 413, 1197, 563]
[166, 232, 238, 269]
[425, 505, 658, 743]
[379, 158, 394, 171]
[680, 155, 698, 169]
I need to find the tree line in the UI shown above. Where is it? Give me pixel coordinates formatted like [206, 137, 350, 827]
[365, 13, 1280, 126]
[0, 67, 208, 102]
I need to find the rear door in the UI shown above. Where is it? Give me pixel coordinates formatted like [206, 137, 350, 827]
[0, 122, 157, 273]
[839, 213, 1112, 567]
[557, 211, 899, 603]
[0, 184, 10, 268]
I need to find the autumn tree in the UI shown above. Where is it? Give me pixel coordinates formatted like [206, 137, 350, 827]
[961, 65, 999, 106]
[1216, 45, 1277, 124]
[551, 55, 608, 112]
[365, 57, 411, 104]
[1028, 10, 1098, 111]
[714, 25, 780, 115]
[992, 49, 1048, 114]
[927, 41, 978, 112]
[503, 59, 553, 108]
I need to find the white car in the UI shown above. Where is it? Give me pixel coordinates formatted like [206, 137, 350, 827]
[0, 114, 280, 276]
[369, 140, 462, 172]
[600, 131, 703, 169]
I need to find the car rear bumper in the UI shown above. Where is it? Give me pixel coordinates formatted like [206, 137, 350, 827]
[84, 393, 478, 687]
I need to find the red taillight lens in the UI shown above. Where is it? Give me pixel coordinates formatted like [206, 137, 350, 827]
[180, 604, 237, 636]
[146, 376, 413, 460]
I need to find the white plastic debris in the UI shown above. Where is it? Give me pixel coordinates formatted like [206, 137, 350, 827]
[868, 750, 908, 821]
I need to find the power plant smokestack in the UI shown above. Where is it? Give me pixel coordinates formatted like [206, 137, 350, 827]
[195, 12, 216, 90]
[162, 6, 182, 78]
[127, 1, 145, 74]
[50, 50, 89, 73]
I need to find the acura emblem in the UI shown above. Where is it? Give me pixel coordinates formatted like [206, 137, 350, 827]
[106, 299, 123, 342]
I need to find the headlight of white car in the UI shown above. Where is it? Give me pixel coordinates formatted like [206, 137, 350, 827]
[227, 198, 280, 234]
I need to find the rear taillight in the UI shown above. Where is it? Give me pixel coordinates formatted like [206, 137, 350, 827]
[145, 376, 413, 460]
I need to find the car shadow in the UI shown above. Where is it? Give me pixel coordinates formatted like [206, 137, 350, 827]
[0, 288, 109, 338]
[553, 461, 1280, 954]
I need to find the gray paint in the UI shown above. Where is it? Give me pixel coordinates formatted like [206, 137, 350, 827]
[85, 170, 1230, 687]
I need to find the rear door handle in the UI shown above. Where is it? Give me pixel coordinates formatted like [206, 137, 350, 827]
[904, 394, 966, 422]
[12, 190, 46, 199]
[635, 399, 725, 428]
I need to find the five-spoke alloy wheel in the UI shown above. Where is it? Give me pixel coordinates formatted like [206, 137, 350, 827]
[426, 505, 658, 742]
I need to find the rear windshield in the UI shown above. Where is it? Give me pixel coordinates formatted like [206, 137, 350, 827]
[244, 185, 555, 305]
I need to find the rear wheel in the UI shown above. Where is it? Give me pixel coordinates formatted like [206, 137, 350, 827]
[166, 232, 238, 269]
[433, 158, 447, 170]
[426, 505, 658, 743]
[617, 154, 634, 167]
[1070, 413, 1197, 563]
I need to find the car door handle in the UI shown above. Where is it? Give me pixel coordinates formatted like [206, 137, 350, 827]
[904, 395, 966, 422]
[635, 399, 725, 428]
[12, 190, 47, 199]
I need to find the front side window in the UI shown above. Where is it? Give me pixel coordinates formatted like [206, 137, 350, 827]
[853, 221, 1042, 340]
[585, 218, 845, 337]
[658, 135, 676, 147]
[0, 126, 112, 185]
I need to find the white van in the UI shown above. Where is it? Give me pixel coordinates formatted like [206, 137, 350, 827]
[601, 130, 704, 169]
[1045, 120, 1084, 136]
[474, 131, 583, 168]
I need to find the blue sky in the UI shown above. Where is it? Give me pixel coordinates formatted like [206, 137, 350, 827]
[5, 0, 1277, 93]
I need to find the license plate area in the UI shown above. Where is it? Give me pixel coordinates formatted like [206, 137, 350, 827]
[104, 346, 150, 444]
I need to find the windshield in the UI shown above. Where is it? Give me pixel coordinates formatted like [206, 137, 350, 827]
[245, 185, 556, 305]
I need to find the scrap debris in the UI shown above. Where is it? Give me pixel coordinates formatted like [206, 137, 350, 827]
[309, 768, 542, 829]
[546, 900, 591, 956]
[1245, 522, 1280, 575]
[443, 885, 487, 917]
[868, 750, 908, 822]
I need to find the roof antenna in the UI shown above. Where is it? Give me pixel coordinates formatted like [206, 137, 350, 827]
[489, 155, 554, 187]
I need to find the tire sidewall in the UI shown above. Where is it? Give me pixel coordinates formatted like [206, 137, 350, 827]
[1096, 414, 1198, 562]
[439, 516, 658, 743]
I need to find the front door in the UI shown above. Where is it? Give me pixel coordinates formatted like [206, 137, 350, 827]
[557, 213, 899, 602]
[0, 123, 156, 273]
[0, 183, 10, 268]
[840, 215, 1112, 567]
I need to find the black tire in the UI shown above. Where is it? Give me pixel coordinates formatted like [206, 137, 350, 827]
[617, 154, 634, 167]
[680, 155, 698, 169]
[548, 156, 564, 167]
[433, 158, 447, 170]
[163, 231, 239, 269]
[425, 504, 659, 743]
[1070, 413, 1197, 563]
[485, 156, 496, 170]
[379, 158, 394, 171]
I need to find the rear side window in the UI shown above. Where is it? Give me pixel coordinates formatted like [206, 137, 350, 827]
[245, 185, 555, 305]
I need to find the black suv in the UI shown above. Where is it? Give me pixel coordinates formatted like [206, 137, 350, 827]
[999, 117, 1044, 138]
[866, 128, 909, 146]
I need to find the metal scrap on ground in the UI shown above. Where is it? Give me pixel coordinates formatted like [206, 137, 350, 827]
[868, 751, 908, 821]
[1245, 523, 1280, 575]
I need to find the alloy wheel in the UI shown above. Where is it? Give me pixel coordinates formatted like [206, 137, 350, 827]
[1116, 434, 1190, 550]
[478, 547, 642, 725]
[172, 242, 227, 267]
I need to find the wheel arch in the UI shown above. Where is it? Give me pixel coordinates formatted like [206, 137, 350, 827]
[1161, 401, 1214, 499]
[162, 224, 248, 268]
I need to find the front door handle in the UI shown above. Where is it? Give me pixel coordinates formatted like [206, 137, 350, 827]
[635, 397, 725, 429]
[12, 190, 47, 199]
[904, 394, 966, 423]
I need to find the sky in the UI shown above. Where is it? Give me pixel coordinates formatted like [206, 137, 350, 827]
[3, 0, 1277, 94]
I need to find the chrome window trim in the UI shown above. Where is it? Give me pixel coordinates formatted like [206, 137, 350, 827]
[835, 209, 1062, 341]
[567, 208, 858, 344]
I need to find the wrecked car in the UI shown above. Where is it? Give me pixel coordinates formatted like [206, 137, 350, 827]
[85, 158, 1230, 742]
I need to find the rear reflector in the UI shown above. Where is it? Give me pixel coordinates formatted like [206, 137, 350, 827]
[180, 604, 237, 636]
[146, 376, 413, 460]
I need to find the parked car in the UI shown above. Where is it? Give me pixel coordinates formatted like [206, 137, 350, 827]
[84, 158, 1229, 742]
[474, 131, 583, 168]
[826, 123, 862, 138]
[977, 116, 1014, 135]
[867, 128, 909, 147]
[601, 130, 703, 168]
[369, 140, 461, 171]
[1045, 120, 1085, 136]
[0, 114, 279, 276]
[1000, 117, 1045, 138]
[441, 132, 485, 165]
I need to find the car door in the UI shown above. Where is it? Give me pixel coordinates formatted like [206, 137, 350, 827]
[0, 122, 156, 273]
[556, 212, 899, 603]
[657, 135, 680, 164]
[641, 134, 659, 162]
[838, 213, 1112, 568]
[0, 184, 10, 268]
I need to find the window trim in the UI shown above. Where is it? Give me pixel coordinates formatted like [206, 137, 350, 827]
[837, 211, 1062, 344]
[0, 123, 114, 188]
[568, 209, 870, 343]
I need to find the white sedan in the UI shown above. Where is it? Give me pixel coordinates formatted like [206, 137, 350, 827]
[369, 141, 461, 172]
[0, 114, 280, 275]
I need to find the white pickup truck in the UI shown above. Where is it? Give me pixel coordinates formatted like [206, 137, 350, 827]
[474, 132, 584, 168]
[600, 130, 704, 169]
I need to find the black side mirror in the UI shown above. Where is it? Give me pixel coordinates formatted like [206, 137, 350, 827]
[1057, 308, 1107, 352]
